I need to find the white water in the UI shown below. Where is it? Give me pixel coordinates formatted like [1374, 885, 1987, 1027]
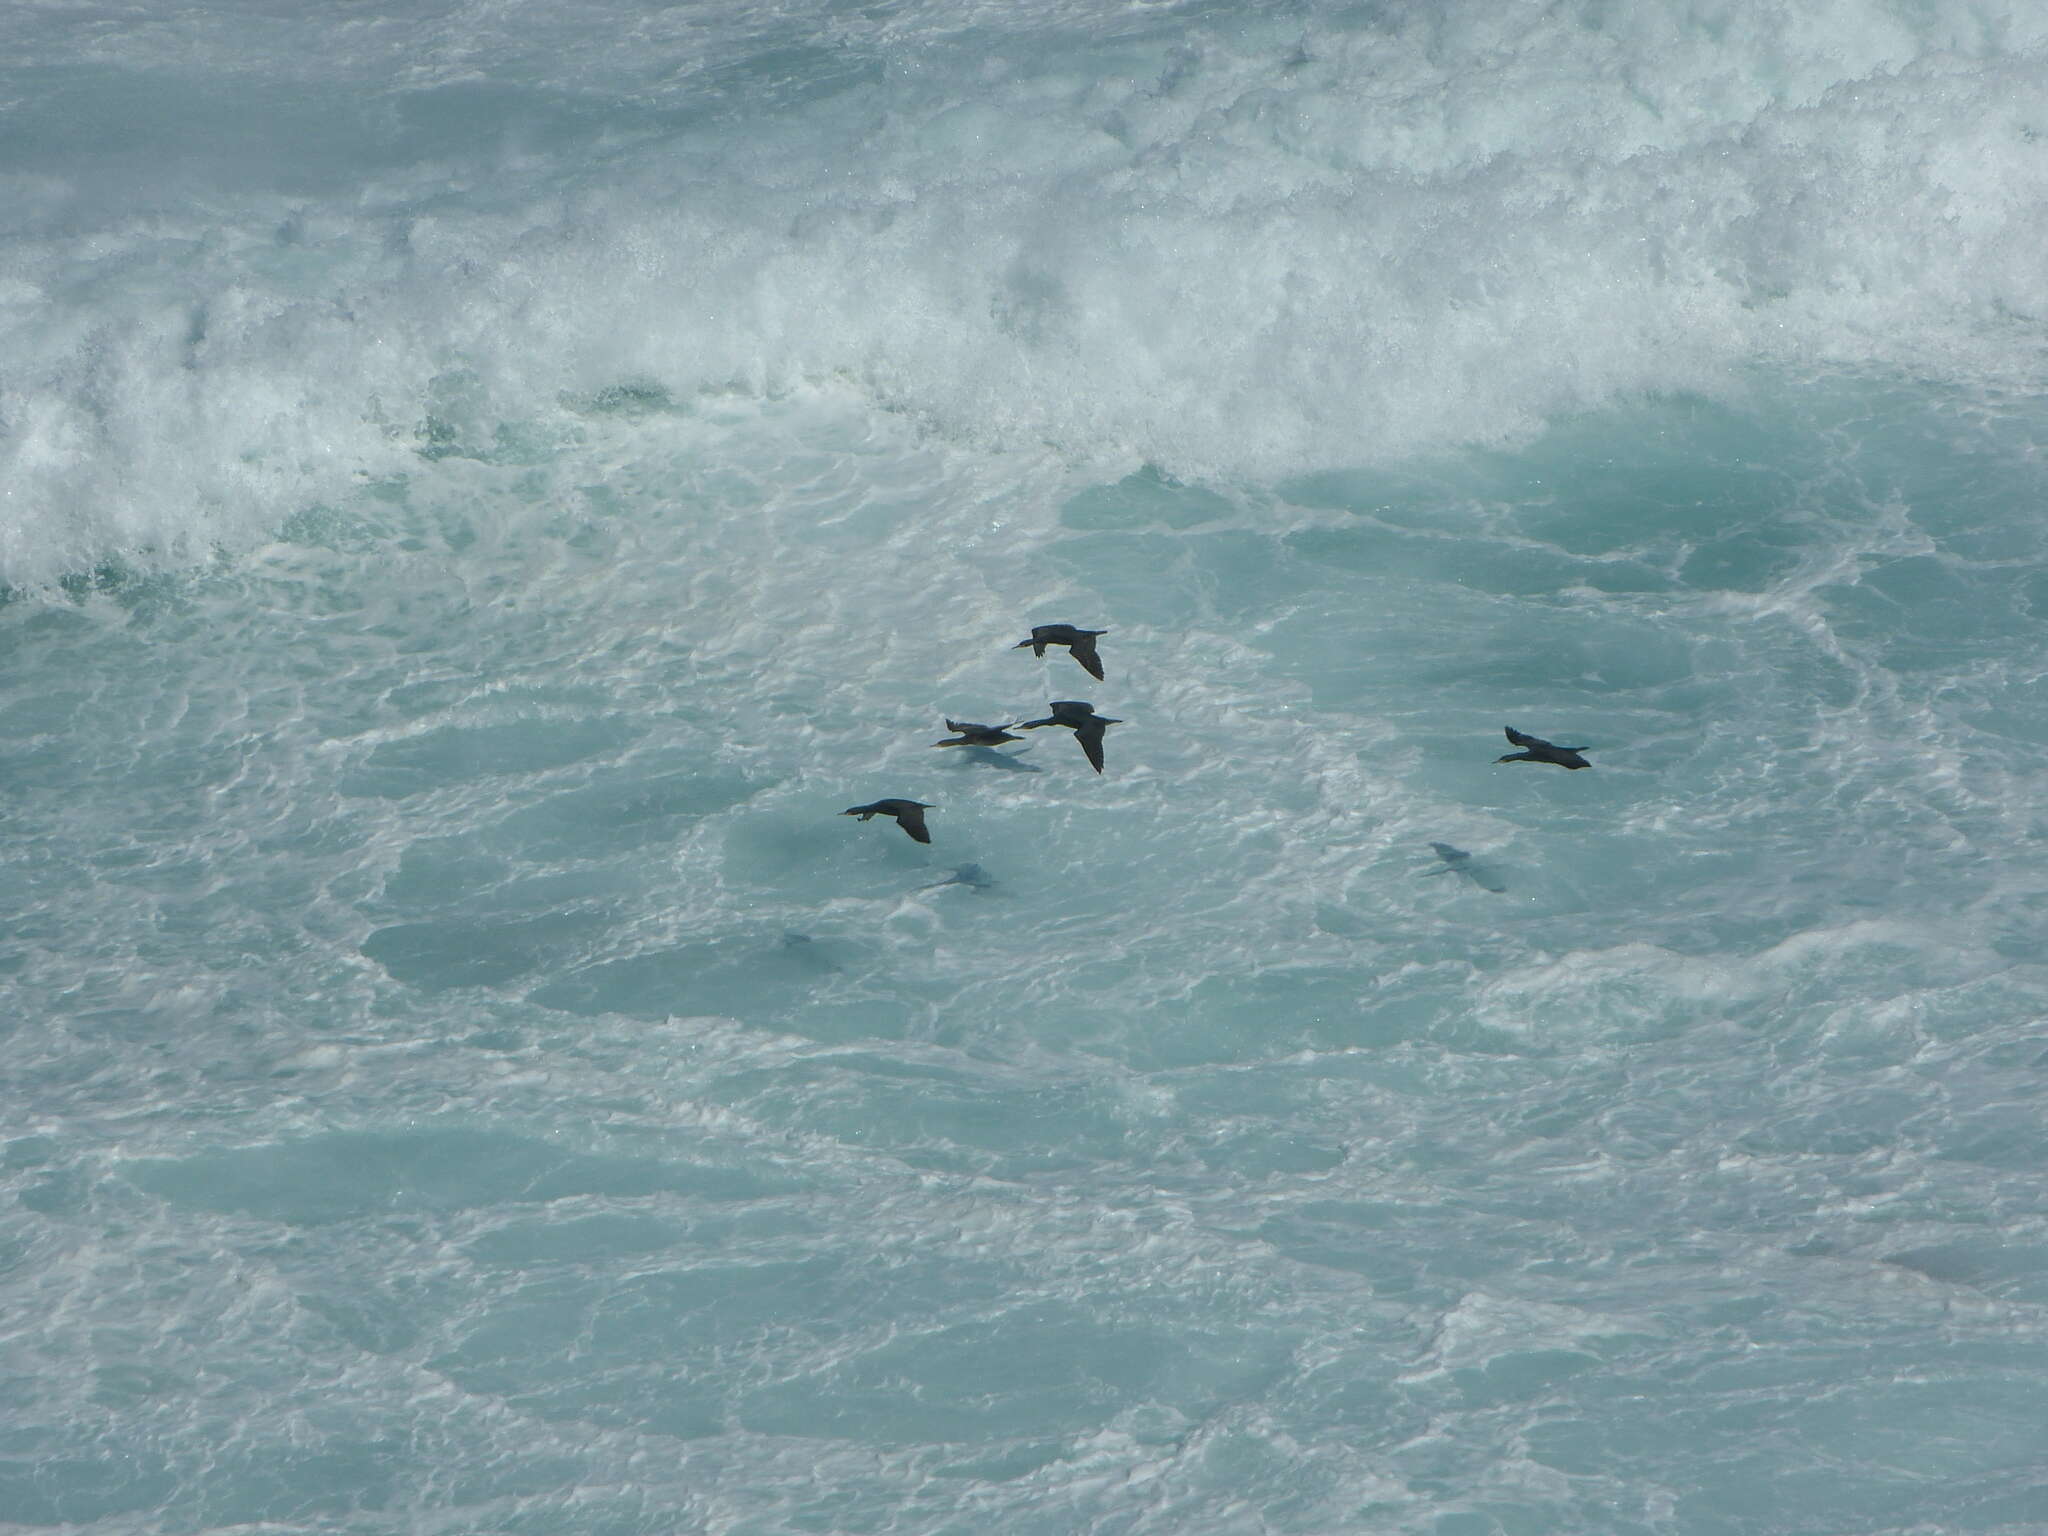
[6, 3, 2048, 1532]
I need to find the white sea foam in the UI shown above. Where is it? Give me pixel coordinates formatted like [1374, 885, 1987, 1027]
[6, 1, 2048, 582]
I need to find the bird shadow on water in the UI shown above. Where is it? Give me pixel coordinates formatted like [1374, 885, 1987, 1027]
[1422, 842, 1508, 894]
[937, 746, 1042, 773]
[778, 931, 846, 972]
[922, 863, 998, 894]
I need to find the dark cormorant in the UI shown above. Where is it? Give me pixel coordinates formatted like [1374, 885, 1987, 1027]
[934, 719, 1024, 748]
[842, 799, 936, 843]
[1017, 700, 1121, 773]
[1013, 624, 1108, 681]
[1495, 726, 1591, 770]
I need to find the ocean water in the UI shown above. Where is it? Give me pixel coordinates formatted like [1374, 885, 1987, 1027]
[7, 1, 2048, 1531]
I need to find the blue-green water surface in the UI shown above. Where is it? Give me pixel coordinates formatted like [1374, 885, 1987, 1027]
[7, 3, 2048, 1532]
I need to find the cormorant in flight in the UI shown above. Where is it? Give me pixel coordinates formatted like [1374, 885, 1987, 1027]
[1495, 726, 1591, 770]
[842, 799, 936, 842]
[933, 719, 1023, 748]
[1017, 700, 1121, 773]
[1014, 625, 1108, 681]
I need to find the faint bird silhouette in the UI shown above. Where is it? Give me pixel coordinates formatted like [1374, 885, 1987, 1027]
[1423, 842, 1506, 893]
[924, 863, 996, 892]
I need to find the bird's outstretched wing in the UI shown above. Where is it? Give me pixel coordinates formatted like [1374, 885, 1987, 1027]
[1075, 721, 1107, 774]
[1504, 726, 1553, 750]
[1070, 635, 1105, 681]
[896, 806, 932, 843]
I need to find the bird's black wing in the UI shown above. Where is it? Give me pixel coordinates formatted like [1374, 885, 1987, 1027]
[896, 806, 933, 843]
[1505, 726, 1557, 751]
[1075, 722, 1107, 774]
[1070, 636, 1105, 681]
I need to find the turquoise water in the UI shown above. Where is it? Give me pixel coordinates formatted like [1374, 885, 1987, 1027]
[7, 3, 2048, 1532]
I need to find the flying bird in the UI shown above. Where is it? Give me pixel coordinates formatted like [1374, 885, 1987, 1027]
[1017, 700, 1122, 773]
[933, 719, 1024, 748]
[842, 799, 936, 843]
[1014, 624, 1108, 681]
[1495, 726, 1591, 770]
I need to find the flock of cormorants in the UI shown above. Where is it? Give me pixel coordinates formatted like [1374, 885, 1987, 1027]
[843, 623, 1592, 847]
